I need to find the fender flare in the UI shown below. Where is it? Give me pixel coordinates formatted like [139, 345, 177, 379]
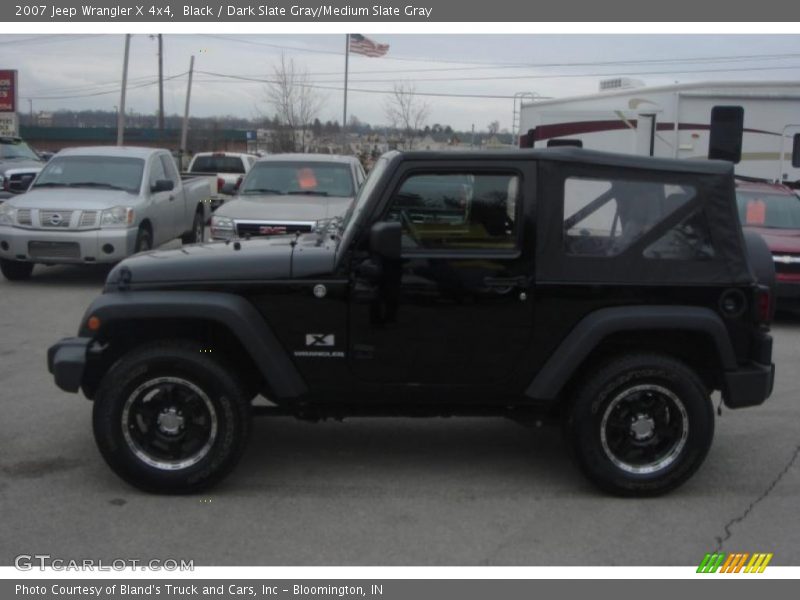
[525, 305, 737, 401]
[79, 291, 308, 398]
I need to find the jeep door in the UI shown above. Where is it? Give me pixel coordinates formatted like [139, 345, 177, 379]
[348, 159, 536, 390]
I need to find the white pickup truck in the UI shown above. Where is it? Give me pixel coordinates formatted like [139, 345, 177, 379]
[0, 146, 211, 280]
[186, 151, 258, 210]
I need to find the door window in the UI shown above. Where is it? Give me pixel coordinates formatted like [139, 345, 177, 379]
[387, 172, 520, 251]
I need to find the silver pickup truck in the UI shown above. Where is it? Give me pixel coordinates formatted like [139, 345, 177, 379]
[0, 146, 211, 280]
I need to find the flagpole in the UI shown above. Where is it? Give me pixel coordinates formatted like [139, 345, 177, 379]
[342, 34, 349, 153]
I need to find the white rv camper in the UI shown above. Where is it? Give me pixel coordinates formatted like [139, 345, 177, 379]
[519, 80, 800, 184]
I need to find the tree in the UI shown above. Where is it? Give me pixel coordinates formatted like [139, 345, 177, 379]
[263, 53, 324, 152]
[384, 82, 430, 150]
[487, 120, 500, 136]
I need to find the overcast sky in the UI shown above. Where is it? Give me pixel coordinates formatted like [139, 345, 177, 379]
[3, 33, 800, 131]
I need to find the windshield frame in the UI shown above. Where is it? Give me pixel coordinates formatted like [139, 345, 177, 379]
[334, 156, 391, 265]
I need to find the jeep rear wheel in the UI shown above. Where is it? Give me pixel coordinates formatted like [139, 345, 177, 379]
[92, 340, 251, 493]
[565, 354, 714, 496]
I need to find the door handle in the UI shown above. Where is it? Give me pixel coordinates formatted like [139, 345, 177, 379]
[483, 275, 528, 288]
[168, 195, 175, 201]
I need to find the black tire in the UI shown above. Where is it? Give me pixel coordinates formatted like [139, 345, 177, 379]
[92, 340, 251, 493]
[134, 227, 153, 253]
[181, 210, 205, 245]
[565, 353, 714, 496]
[0, 258, 34, 281]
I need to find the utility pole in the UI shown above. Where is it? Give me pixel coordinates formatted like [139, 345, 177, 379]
[342, 34, 349, 153]
[180, 55, 195, 167]
[157, 34, 164, 138]
[117, 34, 131, 146]
[28, 99, 33, 124]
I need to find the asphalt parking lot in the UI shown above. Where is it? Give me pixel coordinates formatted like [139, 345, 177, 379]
[1, 260, 798, 567]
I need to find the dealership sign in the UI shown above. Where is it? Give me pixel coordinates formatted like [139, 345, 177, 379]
[0, 113, 18, 137]
[0, 69, 17, 112]
[0, 69, 18, 137]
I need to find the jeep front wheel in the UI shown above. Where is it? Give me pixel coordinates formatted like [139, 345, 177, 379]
[566, 354, 714, 496]
[92, 340, 251, 493]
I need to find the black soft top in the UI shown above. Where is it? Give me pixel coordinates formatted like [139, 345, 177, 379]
[392, 147, 735, 176]
[386, 148, 750, 285]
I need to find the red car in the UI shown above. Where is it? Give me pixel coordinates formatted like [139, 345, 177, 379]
[736, 180, 800, 307]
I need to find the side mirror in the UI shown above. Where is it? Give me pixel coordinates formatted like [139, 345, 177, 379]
[370, 221, 401, 260]
[151, 179, 174, 193]
[221, 182, 237, 195]
[708, 106, 744, 164]
[792, 133, 800, 169]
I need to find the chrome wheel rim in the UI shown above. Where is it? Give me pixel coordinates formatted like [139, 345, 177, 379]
[121, 377, 218, 471]
[600, 384, 689, 475]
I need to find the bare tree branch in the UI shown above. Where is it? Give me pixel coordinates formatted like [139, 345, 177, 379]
[263, 54, 324, 152]
[384, 82, 430, 150]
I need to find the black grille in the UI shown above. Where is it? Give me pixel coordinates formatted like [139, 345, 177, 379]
[28, 241, 81, 260]
[6, 173, 37, 193]
[236, 222, 313, 237]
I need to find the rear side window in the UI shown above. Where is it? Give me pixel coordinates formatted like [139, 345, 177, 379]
[387, 172, 519, 251]
[564, 177, 699, 257]
[190, 155, 246, 174]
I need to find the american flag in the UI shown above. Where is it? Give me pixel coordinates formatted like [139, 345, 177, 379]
[349, 34, 389, 58]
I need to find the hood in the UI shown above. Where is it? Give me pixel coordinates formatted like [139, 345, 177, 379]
[215, 194, 353, 222]
[0, 158, 43, 174]
[6, 187, 139, 210]
[747, 227, 800, 254]
[105, 233, 337, 289]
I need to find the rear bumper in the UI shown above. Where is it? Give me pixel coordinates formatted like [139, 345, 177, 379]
[47, 337, 91, 393]
[723, 362, 775, 408]
[722, 332, 774, 408]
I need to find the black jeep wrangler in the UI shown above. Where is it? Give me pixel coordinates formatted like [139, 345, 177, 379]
[48, 148, 776, 496]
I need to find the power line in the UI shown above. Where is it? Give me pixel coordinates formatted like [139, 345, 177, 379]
[320, 63, 800, 84]
[200, 34, 800, 71]
[0, 34, 99, 46]
[24, 73, 181, 96]
[25, 73, 187, 100]
[193, 71, 525, 99]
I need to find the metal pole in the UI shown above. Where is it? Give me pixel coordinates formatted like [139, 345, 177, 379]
[342, 34, 349, 153]
[117, 34, 131, 146]
[158, 34, 164, 137]
[180, 55, 195, 162]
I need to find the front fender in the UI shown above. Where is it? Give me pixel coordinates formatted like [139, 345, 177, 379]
[76, 291, 308, 398]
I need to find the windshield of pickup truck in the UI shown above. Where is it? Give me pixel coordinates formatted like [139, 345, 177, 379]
[189, 155, 246, 174]
[0, 139, 40, 161]
[239, 162, 354, 197]
[737, 191, 800, 229]
[32, 156, 144, 193]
